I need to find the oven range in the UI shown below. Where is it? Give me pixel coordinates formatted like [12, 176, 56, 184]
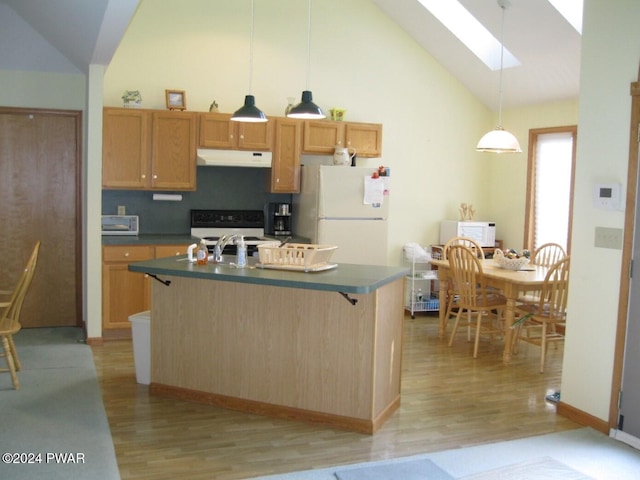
[190, 209, 275, 256]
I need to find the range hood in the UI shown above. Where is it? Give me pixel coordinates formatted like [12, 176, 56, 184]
[197, 149, 272, 168]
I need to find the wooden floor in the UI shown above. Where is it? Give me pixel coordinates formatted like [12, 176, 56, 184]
[91, 312, 581, 480]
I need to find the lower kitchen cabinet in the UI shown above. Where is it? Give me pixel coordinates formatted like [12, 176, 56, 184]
[102, 244, 189, 337]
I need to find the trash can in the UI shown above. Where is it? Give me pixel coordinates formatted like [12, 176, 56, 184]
[128, 310, 150, 385]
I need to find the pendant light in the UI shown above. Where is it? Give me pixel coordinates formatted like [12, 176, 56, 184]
[287, 0, 325, 119]
[231, 0, 267, 122]
[476, 0, 521, 153]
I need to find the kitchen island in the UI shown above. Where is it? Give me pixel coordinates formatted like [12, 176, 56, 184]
[128, 256, 408, 434]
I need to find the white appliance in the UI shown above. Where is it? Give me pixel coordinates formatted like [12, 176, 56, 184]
[196, 149, 272, 168]
[292, 165, 389, 265]
[439, 220, 496, 247]
[190, 210, 274, 256]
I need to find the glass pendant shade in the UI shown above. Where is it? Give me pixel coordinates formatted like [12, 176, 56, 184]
[231, 95, 267, 122]
[287, 90, 325, 119]
[476, 126, 522, 153]
[476, 0, 520, 154]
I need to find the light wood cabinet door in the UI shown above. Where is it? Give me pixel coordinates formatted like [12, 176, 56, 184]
[345, 122, 382, 157]
[102, 108, 150, 189]
[301, 120, 383, 158]
[269, 117, 302, 193]
[155, 244, 190, 258]
[199, 112, 273, 151]
[102, 245, 154, 332]
[302, 120, 345, 154]
[199, 113, 235, 148]
[237, 121, 274, 150]
[151, 111, 197, 190]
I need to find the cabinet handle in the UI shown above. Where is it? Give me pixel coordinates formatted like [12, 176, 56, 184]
[141, 174, 146, 179]
[153, 175, 158, 179]
[124, 252, 130, 257]
[240, 134, 244, 140]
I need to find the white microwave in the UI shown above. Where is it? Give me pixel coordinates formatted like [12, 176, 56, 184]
[439, 220, 496, 247]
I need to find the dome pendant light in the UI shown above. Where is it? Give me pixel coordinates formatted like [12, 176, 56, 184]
[287, 0, 325, 119]
[476, 0, 521, 153]
[231, 0, 267, 123]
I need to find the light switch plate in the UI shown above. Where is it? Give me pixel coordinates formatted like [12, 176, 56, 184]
[594, 226, 623, 249]
[117, 205, 126, 215]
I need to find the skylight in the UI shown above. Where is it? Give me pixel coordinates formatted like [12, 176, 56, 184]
[418, 0, 519, 71]
[547, 0, 583, 34]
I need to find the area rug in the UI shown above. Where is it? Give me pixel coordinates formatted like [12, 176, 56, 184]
[252, 427, 640, 479]
[335, 458, 453, 480]
[458, 456, 593, 479]
[0, 327, 120, 480]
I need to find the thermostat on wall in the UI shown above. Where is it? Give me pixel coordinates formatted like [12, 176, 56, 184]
[593, 183, 622, 210]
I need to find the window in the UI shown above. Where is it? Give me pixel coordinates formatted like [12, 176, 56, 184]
[524, 126, 577, 253]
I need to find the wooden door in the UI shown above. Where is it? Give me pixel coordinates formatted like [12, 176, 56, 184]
[0, 108, 81, 327]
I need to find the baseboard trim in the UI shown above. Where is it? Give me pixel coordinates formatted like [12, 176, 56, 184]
[556, 401, 609, 434]
[86, 336, 103, 346]
[150, 383, 398, 435]
[610, 429, 640, 450]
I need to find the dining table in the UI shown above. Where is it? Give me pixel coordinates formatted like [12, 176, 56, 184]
[430, 257, 550, 363]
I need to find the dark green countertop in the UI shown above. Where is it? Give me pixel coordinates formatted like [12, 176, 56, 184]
[101, 234, 199, 246]
[102, 234, 307, 246]
[128, 255, 409, 294]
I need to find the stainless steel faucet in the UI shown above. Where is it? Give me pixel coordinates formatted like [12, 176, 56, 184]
[212, 234, 238, 263]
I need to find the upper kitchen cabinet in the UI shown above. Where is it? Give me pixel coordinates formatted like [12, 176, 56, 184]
[344, 122, 383, 157]
[102, 108, 197, 190]
[302, 120, 382, 157]
[268, 117, 302, 193]
[152, 111, 197, 190]
[199, 112, 274, 151]
[302, 120, 345, 155]
[102, 108, 150, 189]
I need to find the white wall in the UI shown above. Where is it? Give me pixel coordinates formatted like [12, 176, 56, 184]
[487, 100, 579, 250]
[103, 0, 493, 267]
[560, 0, 640, 421]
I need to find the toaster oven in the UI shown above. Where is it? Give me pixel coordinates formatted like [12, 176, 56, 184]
[101, 215, 139, 236]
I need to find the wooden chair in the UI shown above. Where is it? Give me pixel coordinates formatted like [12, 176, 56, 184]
[531, 243, 566, 267]
[0, 241, 40, 389]
[519, 243, 567, 304]
[440, 237, 485, 338]
[512, 256, 570, 373]
[447, 245, 506, 358]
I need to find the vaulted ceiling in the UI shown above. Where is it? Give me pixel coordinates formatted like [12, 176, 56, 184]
[1, 0, 581, 110]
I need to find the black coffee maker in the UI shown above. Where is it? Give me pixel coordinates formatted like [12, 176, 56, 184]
[267, 203, 291, 236]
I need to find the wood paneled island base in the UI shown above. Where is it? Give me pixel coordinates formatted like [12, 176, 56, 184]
[148, 275, 405, 434]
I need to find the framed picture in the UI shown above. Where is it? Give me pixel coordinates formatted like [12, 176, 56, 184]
[165, 89, 186, 110]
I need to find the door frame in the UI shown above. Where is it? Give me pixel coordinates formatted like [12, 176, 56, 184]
[0, 106, 83, 329]
[611, 76, 640, 431]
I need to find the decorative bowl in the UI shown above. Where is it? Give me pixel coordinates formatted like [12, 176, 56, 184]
[493, 249, 530, 270]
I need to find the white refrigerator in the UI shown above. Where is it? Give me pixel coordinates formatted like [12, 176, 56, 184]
[292, 165, 389, 265]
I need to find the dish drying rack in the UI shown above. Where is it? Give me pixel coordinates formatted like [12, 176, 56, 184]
[257, 243, 338, 272]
